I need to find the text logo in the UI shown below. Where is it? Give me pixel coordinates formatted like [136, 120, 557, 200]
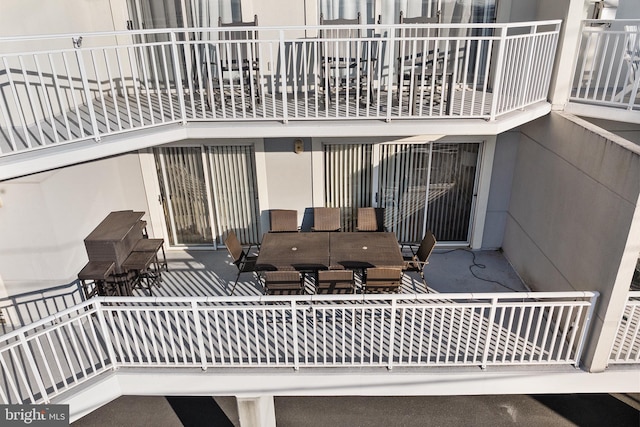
[1, 405, 69, 426]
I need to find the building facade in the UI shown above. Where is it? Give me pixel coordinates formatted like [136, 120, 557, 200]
[0, 0, 639, 424]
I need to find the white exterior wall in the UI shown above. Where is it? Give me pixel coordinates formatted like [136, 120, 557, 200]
[482, 130, 519, 249]
[0, 153, 149, 293]
[503, 111, 640, 371]
[0, 0, 126, 38]
[261, 138, 314, 232]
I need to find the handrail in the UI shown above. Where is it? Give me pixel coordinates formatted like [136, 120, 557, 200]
[0, 291, 597, 405]
[609, 290, 640, 364]
[0, 290, 598, 342]
[571, 20, 640, 111]
[0, 20, 564, 42]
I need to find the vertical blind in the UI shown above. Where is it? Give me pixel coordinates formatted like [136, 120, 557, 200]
[208, 145, 261, 245]
[426, 143, 479, 242]
[323, 144, 373, 231]
[324, 142, 479, 243]
[154, 144, 260, 247]
[154, 146, 213, 245]
[378, 144, 431, 243]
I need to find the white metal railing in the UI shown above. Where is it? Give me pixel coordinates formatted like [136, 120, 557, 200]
[571, 19, 640, 110]
[0, 291, 597, 404]
[609, 290, 640, 364]
[0, 21, 561, 157]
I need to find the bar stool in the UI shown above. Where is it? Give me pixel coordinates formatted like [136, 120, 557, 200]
[78, 261, 117, 298]
[122, 250, 161, 296]
[132, 238, 168, 272]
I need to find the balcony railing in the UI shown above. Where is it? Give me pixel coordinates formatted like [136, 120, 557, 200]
[609, 290, 640, 364]
[0, 21, 560, 157]
[0, 291, 597, 404]
[571, 19, 640, 111]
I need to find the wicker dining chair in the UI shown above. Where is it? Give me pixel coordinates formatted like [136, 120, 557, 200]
[312, 207, 341, 231]
[356, 207, 385, 232]
[263, 270, 304, 295]
[269, 209, 299, 232]
[316, 269, 355, 294]
[362, 267, 403, 293]
[225, 230, 258, 295]
[401, 230, 436, 291]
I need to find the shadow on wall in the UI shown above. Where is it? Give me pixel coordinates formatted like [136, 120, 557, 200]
[0, 281, 84, 335]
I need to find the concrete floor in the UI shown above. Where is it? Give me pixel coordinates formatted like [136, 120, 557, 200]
[154, 247, 529, 298]
[72, 393, 640, 427]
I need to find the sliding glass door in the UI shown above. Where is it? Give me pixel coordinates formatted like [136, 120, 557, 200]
[426, 143, 479, 241]
[323, 141, 480, 244]
[154, 144, 260, 247]
[377, 144, 431, 243]
[155, 146, 213, 245]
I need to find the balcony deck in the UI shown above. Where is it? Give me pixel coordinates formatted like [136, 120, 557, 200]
[158, 247, 527, 298]
[0, 248, 527, 335]
[0, 21, 561, 180]
[0, 248, 603, 408]
[0, 87, 496, 157]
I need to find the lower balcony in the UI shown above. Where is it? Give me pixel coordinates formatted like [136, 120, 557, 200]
[0, 248, 601, 408]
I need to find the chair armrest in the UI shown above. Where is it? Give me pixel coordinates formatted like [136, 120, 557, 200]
[399, 242, 418, 255]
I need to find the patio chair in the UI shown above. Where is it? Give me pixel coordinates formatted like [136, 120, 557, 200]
[263, 270, 304, 295]
[316, 269, 355, 294]
[614, 25, 640, 102]
[319, 12, 373, 105]
[401, 230, 436, 291]
[362, 267, 403, 293]
[312, 207, 341, 231]
[225, 230, 258, 295]
[269, 209, 299, 232]
[208, 15, 261, 108]
[396, 11, 448, 113]
[356, 207, 385, 231]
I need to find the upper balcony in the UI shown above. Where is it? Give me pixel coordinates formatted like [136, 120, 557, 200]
[0, 20, 560, 180]
[567, 19, 640, 123]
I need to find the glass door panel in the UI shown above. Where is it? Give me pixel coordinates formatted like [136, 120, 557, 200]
[377, 144, 430, 243]
[208, 145, 261, 246]
[426, 143, 479, 242]
[154, 146, 213, 246]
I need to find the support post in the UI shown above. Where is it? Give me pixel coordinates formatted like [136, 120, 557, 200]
[236, 395, 276, 427]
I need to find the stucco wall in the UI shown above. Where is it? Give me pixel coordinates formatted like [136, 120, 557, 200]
[482, 130, 519, 249]
[503, 111, 640, 370]
[0, 0, 125, 38]
[262, 138, 314, 231]
[0, 153, 149, 293]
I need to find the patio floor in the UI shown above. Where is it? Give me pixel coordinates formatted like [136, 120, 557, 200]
[0, 247, 528, 335]
[146, 247, 529, 298]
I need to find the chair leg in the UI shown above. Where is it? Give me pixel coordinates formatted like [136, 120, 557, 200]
[229, 271, 241, 296]
[420, 269, 430, 294]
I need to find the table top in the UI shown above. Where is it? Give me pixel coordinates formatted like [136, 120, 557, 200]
[256, 232, 403, 272]
[85, 210, 145, 242]
[257, 232, 330, 271]
[330, 232, 404, 269]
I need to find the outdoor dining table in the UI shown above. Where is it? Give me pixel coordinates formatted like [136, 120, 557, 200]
[329, 232, 404, 270]
[255, 232, 330, 271]
[255, 231, 404, 272]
